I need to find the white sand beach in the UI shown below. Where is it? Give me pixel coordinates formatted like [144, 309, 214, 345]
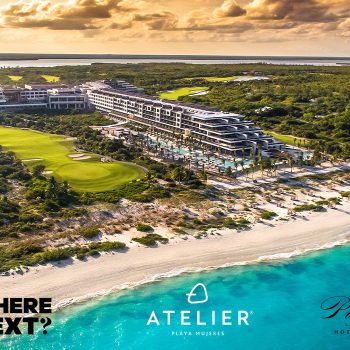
[1, 202, 350, 309]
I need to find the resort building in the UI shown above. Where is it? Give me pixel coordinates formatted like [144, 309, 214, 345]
[47, 88, 88, 110]
[0, 85, 88, 111]
[87, 83, 283, 155]
[102, 80, 144, 93]
[20, 89, 48, 103]
[24, 83, 68, 90]
[0, 88, 6, 104]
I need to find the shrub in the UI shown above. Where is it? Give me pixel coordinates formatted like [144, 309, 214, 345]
[211, 209, 225, 217]
[88, 241, 126, 251]
[293, 204, 323, 212]
[237, 218, 250, 225]
[260, 211, 277, 220]
[222, 218, 238, 229]
[33, 248, 73, 263]
[79, 226, 100, 239]
[76, 253, 86, 261]
[87, 250, 100, 256]
[172, 227, 187, 235]
[132, 234, 168, 246]
[340, 191, 350, 198]
[223, 217, 250, 229]
[329, 197, 341, 205]
[136, 223, 153, 232]
[192, 218, 203, 225]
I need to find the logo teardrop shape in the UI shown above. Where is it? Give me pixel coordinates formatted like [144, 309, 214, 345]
[186, 283, 208, 304]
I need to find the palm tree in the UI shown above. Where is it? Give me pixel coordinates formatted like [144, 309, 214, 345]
[146, 171, 152, 185]
[272, 159, 278, 176]
[225, 166, 233, 177]
[246, 166, 252, 180]
[288, 154, 294, 172]
[199, 170, 207, 183]
[233, 161, 238, 175]
[252, 156, 259, 179]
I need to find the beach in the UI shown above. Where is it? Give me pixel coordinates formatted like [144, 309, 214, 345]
[1, 202, 350, 310]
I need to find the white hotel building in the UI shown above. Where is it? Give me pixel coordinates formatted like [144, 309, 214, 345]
[87, 82, 283, 155]
[0, 85, 88, 111]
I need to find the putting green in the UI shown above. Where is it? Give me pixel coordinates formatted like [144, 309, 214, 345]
[264, 131, 309, 146]
[0, 126, 145, 192]
[41, 75, 60, 82]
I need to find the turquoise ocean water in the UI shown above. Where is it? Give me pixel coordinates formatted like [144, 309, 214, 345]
[2, 244, 350, 350]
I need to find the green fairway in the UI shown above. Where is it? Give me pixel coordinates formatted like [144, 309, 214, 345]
[181, 76, 258, 82]
[0, 127, 145, 192]
[265, 131, 310, 146]
[41, 75, 60, 82]
[160, 86, 208, 100]
[183, 76, 239, 82]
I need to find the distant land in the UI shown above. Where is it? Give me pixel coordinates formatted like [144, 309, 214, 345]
[1, 53, 350, 61]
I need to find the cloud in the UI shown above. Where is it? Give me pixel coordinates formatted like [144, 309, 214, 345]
[0, 0, 133, 30]
[133, 11, 178, 30]
[246, 0, 340, 22]
[1, 0, 350, 48]
[213, 0, 246, 18]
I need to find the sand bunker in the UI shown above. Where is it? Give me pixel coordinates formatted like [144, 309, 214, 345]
[68, 154, 85, 158]
[73, 156, 91, 160]
[68, 153, 92, 160]
[43, 171, 53, 175]
[22, 158, 43, 162]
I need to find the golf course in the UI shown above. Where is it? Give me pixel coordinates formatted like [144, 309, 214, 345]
[160, 86, 209, 100]
[182, 76, 240, 82]
[0, 126, 145, 192]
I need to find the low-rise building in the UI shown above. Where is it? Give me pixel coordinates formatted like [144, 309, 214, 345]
[47, 88, 88, 110]
[0, 85, 87, 111]
[0, 88, 7, 104]
[20, 89, 48, 103]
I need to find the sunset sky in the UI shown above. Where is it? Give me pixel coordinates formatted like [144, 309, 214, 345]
[0, 0, 350, 55]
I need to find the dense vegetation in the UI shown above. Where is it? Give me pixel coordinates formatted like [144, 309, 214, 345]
[0, 148, 77, 240]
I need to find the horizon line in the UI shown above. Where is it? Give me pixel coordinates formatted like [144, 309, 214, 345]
[1, 53, 350, 60]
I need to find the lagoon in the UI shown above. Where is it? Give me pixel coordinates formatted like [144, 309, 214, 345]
[2, 56, 350, 68]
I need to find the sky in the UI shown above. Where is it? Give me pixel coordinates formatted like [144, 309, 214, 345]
[0, 0, 350, 56]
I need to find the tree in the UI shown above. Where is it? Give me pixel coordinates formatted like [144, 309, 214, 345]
[199, 171, 207, 183]
[170, 167, 186, 182]
[225, 166, 233, 177]
[146, 171, 152, 185]
[46, 176, 58, 199]
[33, 165, 45, 178]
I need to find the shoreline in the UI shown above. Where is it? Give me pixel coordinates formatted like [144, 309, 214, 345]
[1, 202, 350, 311]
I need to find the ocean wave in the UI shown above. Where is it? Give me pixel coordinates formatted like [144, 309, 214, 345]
[52, 236, 350, 312]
